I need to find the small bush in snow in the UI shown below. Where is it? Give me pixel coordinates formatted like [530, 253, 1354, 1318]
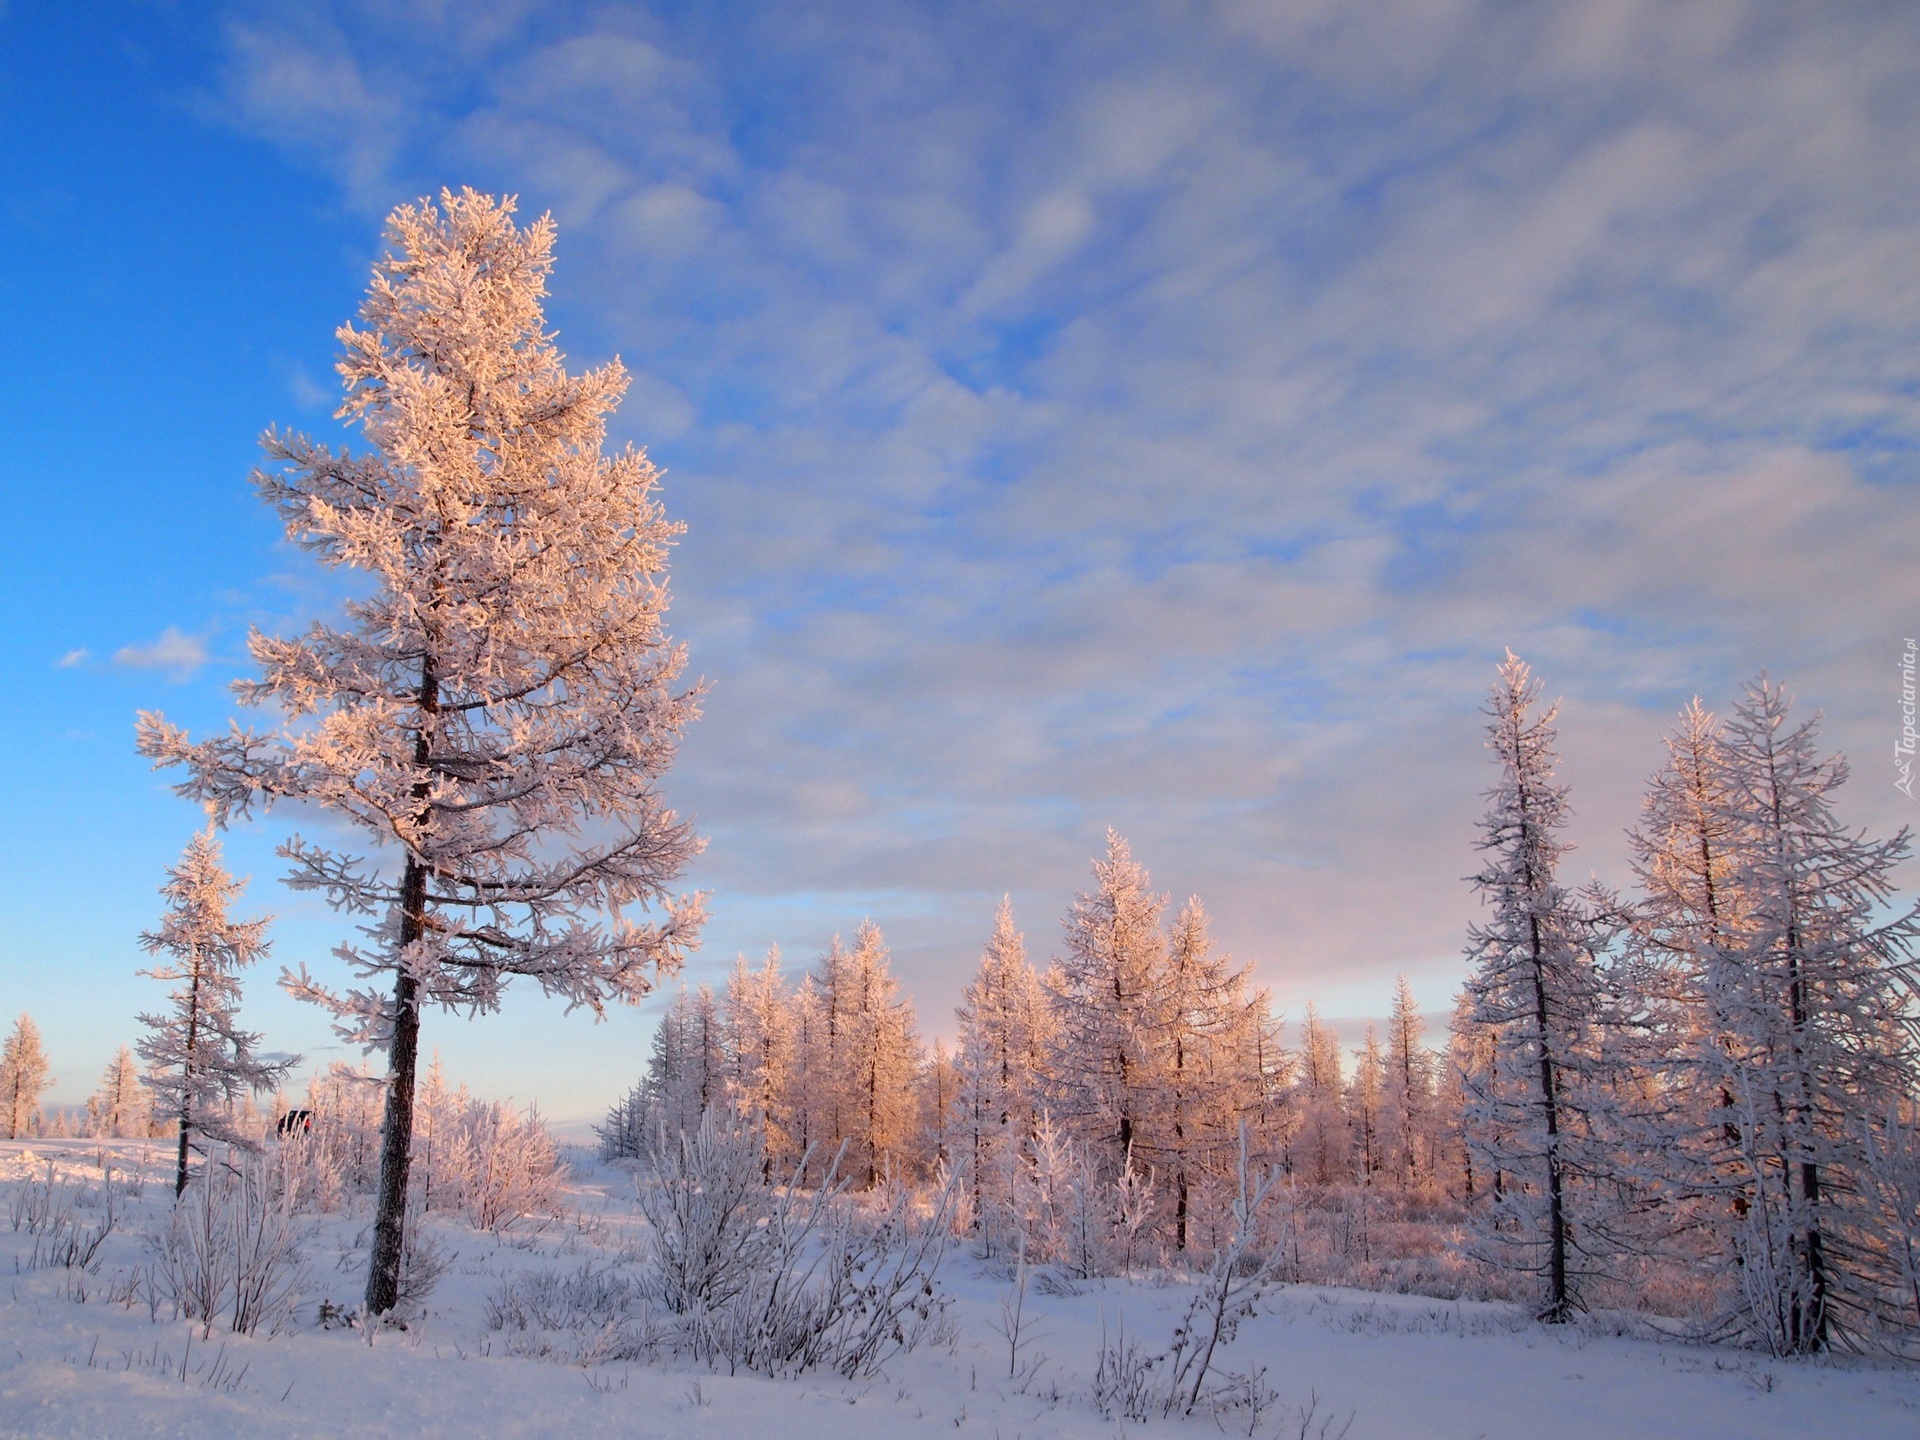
[1091, 1129, 1285, 1423]
[10, 1162, 117, 1273]
[485, 1261, 657, 1362]
[637, 1107, 957, 1378]
[148, 1147, 308, 1337]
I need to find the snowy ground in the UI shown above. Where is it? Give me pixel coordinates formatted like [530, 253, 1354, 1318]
[1, 1138, 1914, 1440]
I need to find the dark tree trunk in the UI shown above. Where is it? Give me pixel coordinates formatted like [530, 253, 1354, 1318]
[367, 660, 436, 1316]
[365, 866, 425, 1315]
[175, 954, 204, 1197]
[1528, 910, 1570, 1323]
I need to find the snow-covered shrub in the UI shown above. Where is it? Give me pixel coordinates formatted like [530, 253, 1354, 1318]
[274, 1062, 563, 1236]
[637, 1108, 770, 1314]
[636, 1107, 956, 1378]
[149, 1148, 308, 1337]
[276, 1064, 387, 1211]
[1091, 1131, 1284, 1422]
[10, 1162, 117, 1273]
[484, 1262, 656, 1362]
[454, 1098, 564, 1232]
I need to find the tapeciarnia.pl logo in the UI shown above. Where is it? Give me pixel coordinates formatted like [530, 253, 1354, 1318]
[1899, 638, 1917, 798]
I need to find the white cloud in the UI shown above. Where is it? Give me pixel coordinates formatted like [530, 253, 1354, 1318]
[113, 628, 209, 680]
[201, 1, 1920, 1032]
[56, 648, 89, 669]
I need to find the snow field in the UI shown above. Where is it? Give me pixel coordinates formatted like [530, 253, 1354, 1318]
[0, 1139, 1913, 1440]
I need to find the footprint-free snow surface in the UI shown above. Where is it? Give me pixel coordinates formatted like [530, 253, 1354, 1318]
[1, 1139, 1912, 1439]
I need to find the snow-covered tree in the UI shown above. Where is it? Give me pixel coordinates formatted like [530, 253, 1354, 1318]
[1440, 988, 1487, 1203]
[1153, 895, 1262, 1248]
[785, 973, 830, 1179]
[0, 1015, 51, 1139]
[723, 948, 795, 1172]
[1382, 976, 1433, 1190]
[954, 897, 1054, 1227]
[1048, 831, 1170, 1174]
[1349, 1025, 1385, 1184]
[137, 828, 294, 1194]
[1459, 652, 1606, 1321]
[794, 936, 858, 1177]
[839, 920, 923, 1186]
[87, 1045, 147, 1139]
[919, 1038, 961, 1172]
[136, 190, 705, 1313]
[1293, 1003, 1348, 1184]
[1632, 679, 1920, 1352]
[598, 1079, 649, 1163]
[637, 985, 727, 1137]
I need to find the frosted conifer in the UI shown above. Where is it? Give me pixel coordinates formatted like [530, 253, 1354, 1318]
[1459, 652, 1606, 1322]
[137, 828, 294, 1195]
[1384, 976, 1432, 1189]
[723, 948, 794, 1171]
[87, 1046, 147, 1139]
[955, 897, 1054, 1227]
[136, 191, 704, 1312]
[1635, 679, 1920, 1352]
[1049, 831, 1170, 1173]
[1294, 1003, 1348, 1184]
[1155, 895, 1258, 1247]
[840, 920, 922, 1186]
[1350, 1025, 1386, 1183]
[0, 1015, 51, 1140]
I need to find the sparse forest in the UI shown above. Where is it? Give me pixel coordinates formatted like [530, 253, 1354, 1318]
[611, 659, 1920, 1359]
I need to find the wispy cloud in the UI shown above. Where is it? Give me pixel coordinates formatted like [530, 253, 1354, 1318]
[198, 1, 1920, 1025]
[113, 627, 209, 680]
[56, 648, 89, 669]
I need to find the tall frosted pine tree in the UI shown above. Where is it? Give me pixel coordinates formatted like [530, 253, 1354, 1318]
[955, 897, 1054, 1227]
[840, 920, 923, 1187]
[1637, 679, 1920, 1352]
[1460, 652, 1604, 1322]
[1048, 831, 1170, 1175]
[137, 190, 705, 1314]
[138, 828, 294, 1194]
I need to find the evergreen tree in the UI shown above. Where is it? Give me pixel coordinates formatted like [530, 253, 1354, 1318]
[919, 1038, 961, 1173]
[0, 1015, 51, 1140]
[1155, 895, 1259, 1247]
[805, 936, 858, 1174]
[954, 897, 1054, 1227]
[786, 974, 829, 1181]
[1294, 1003, 1348, 1184]
[137, 828, 294, 1194]
[87, 1046, 146, 1139]
[137, 191, 704, 1313]
[723, 947, 795, 1172]
[638, 985, 726, 1136]
[1349, 1025, 1386, 1184]
[1441, 988, 1488, 1203]
[840, 920, 923, 1187]
[1048, 831, 1170, 1174]
[1635, 679, 1920, 1351]
[1459, 652, 1605, 1321]
[1383, 976, 1433, 1189]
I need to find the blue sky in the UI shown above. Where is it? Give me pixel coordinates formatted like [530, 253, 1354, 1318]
[3, 1, 1918, 1128]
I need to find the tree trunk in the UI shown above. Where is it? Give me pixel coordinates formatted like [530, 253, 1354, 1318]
[1528, 909, 1570, 1322]
[367, 659, 437, 1316]
[366, 876, 424, 1315]
[175, 952, 204, 1197]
